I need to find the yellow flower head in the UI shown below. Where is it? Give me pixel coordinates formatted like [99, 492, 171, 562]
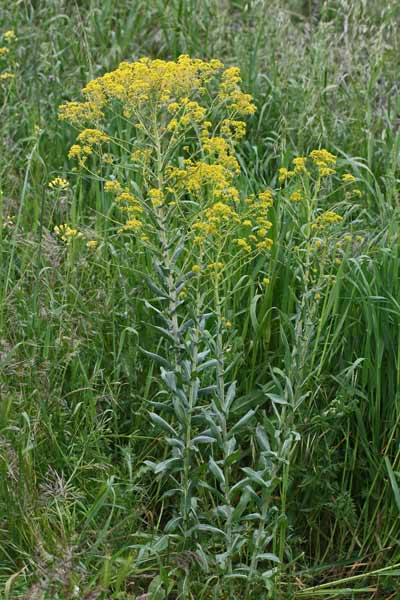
[342, 173, 356, 183]
[77, 128, 110, 145]
[48, 177, 69, 190]
[0, 72, 14, 81]
[235, 238, 252, 253]
[256, 238, 273, 251]
[104, 180, 123, 194]
[149, 188, 164, 208]
[207, 261, 224, 271]
[54, 224, 82, 242]
[3, 30, 17, 42]
[278, 167, 295, 184]
[258, 190, 273, 206]
[310, 149, 337, 166]
[119, 218, 142, 232]
[292, 156, 307, 173]
[290, 191, 302, 202]
[315, 210, 343, 226]
[319, 166, 336, 177]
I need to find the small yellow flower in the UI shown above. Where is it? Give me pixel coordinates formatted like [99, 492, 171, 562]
[315, 293, 321, 300]
[54, 224, 82, 242]
[256, 238, 273, 251]
[207, 262, 224, 271]
[353, 189, 362, 197]
[87, 240, 99, 250]
[3, 30, 17, 42]
[262, 277, 270, 286]
[149, 188, 164, 207]
[342, 173, 356, 183]
[0, 72, 14, 80]
[278, 167, 295, 184]
[235, 238, 251, 253]
[119, 218, 142, 232]
[310, 149, 337, 166]
[225, 320, 232, 328]
[0, 47, 9, 56]
[290, 191, 302, 202]
[292, 156, 307, 172]
[314, 240, 322, 248]
[102, 153, 113, 164]
[77, 128, 110, 145]
[192, 264, 202, 273]
[48, 177, 69, 190]
[315, 211, 343, 226]
[104, 180, 123, 194]
[319, 167, 336, 177]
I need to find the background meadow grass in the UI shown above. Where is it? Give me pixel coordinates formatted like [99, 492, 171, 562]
[1, 0, 400, 598]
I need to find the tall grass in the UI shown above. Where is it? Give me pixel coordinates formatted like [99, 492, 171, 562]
[1, 1, 400, 598]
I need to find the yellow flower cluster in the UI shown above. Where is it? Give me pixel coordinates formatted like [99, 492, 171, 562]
[279, 150, 338, 184]
[48, 177, 69, 190]
[201, 136, 240, 174]
[148, 188, 164, 208]
[290, 191, 302, 202]
[220, 119, 246, 141]
[278, 167, 294, 184]
[207, 262, 224, 271]
[170, 160, 239, 203]
[60, 56, 259, 246]
[191, 188, 274, 256]
[309, 149, 337, 177]
[167, 98, 206, 132]
[66, 129, 110, 166]
[59, 101, 104, 124]
[292, 157, 308, 173]
[3, 30, 16, 41]
[119, 218, 142, 233]
[104, 180, 123, 194]
[54, 224, 82, 242]
[313, 210, 343, 229]
[60, 56, 231, 122]
[103, 180, 145, 231]
[131, 148, 152, 165]
[342, 173, 356, 183]
[0, 30, 17, 83]
[77, 128, 110, 145]
[218, 67, 256, 115]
